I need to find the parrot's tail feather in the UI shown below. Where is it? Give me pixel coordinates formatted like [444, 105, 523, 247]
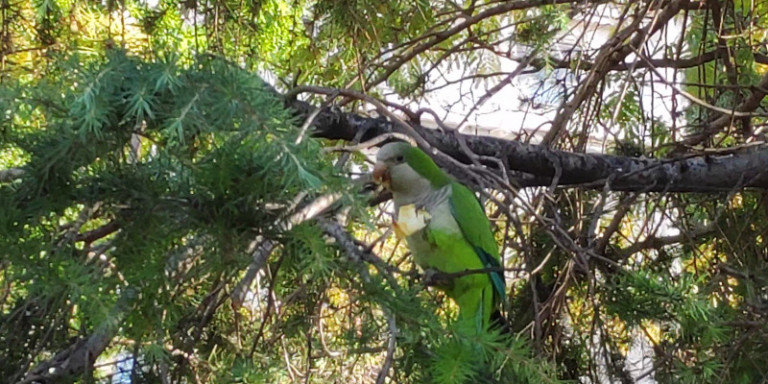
[490, 310, 511, 335]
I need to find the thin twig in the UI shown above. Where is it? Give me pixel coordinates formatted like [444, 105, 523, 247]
[323, 133, 416, 153]
[375, 312, 397, 384]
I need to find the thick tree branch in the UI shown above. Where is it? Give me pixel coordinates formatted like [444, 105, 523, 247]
[288, 97, 768, 192]
[20, 289, 137, 383]
[0, 167, 24, 183]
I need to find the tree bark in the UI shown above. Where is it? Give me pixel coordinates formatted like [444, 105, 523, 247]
[288, 98, 768, 192]
[20, 289, 137, 383]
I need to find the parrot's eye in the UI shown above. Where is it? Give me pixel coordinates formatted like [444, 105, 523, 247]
[395, 155, 404, 162]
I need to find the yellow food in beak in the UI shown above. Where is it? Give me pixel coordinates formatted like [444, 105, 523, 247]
[373, 162, 389, 186]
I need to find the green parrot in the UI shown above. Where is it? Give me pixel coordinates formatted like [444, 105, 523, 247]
[373, 142, 505, 334]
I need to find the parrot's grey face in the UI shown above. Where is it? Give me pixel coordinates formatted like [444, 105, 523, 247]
[374, 143, 433, 203]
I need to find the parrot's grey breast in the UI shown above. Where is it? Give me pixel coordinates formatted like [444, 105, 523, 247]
[395, 185, 463, 268]
[393, 185, 452, 222]
[419, 184, 451, 210]
[419, 185, 461, 235]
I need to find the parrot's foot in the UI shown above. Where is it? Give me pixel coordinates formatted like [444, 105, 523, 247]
[422, 268, 454, 288]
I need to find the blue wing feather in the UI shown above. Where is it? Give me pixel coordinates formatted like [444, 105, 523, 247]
[473, 245, 506, 302]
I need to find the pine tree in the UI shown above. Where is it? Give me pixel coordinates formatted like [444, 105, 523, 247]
[3, 1, 768, 383]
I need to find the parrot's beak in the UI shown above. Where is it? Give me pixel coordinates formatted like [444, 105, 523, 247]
[372, 162, 390, 186]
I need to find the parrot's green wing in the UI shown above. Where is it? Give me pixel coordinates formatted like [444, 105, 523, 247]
[448, 182, 506, 303]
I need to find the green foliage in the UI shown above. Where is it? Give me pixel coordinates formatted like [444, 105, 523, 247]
[605, 271, 684, 325]
[0, 50, 343, 381]
[3, 0, 768, 383]
[514, 5, 570, 46]
[0, 45, 560, 383]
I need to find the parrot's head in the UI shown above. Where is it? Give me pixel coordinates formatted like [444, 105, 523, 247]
[373, 142, 438, 202]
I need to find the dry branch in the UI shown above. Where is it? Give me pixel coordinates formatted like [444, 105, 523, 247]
[542, 0, 691, 145]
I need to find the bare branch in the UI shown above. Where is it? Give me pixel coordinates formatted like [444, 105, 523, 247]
[20, 289, 137, 384]
[525, 46, 768, 72]
[375, 312, 397, 384]
[680, 69, 768, 147]
[0, 167, 24, 183]
[542, 0, 690, 145]
[364, 0, 599, 89]
[75, 220, 120, 244]
[615, 224, 716, 259]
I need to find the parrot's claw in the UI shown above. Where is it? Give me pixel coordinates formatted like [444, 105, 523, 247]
[422, 268, 452, 288]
